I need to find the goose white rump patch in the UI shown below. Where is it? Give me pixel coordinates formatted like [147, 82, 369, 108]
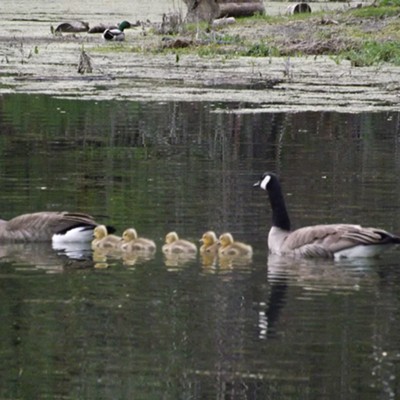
[52, 227, 94, 244]
[334, 244, 389, 259]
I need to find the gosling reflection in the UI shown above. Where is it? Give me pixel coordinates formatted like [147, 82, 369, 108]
[122, 248, 156, 266]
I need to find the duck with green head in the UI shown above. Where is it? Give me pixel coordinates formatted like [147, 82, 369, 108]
[102, 20, 131, 41]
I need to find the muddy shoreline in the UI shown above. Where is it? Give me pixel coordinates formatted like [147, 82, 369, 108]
[1, 2, 400, 112]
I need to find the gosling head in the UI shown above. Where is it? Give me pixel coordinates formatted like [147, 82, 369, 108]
[93, 225, 108, 239]
[218, 232, 234, 248]
[122, 228, 138, 242]
[165, 231, 179, 244]
[201, 231, 218, 246]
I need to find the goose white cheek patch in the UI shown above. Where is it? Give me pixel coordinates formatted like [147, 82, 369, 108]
[260, 175, 271, 190]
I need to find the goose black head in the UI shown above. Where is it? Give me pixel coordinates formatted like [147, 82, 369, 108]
[253, 172, 280, 191]
[254, 172, 290, 230]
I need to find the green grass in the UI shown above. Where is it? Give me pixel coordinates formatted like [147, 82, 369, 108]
[346, 5, 400, 18]
[343, 40, 400, 66]
[89, 2, 400, 66]
[377, 0, 400, 6]
[243, 41, 280, 57]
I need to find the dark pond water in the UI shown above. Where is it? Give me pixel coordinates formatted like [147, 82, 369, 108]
[1, 93, 400, 399]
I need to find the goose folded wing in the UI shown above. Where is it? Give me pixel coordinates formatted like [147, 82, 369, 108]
[341, 226, 400, 245]
[4, 212, 96, 241]
[282, 224, 367, 257]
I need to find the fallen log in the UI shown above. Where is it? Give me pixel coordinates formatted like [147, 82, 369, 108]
[183, 0, 264, 22]
[183, 0, 220, 22]
[218, 0, 263, 3]
[218, 2, 265, 17]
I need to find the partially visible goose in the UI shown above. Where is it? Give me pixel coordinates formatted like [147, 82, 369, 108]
[88, 23, 117, 34]
[162, 232, 197, 255]
[0, 211, 107, 243]
[92, 225, 121, 250]
[121, 228, 156, 252]
[54, 21, 89, 33]
[254, 172, 400, 259]
[218, 233, 253, 257]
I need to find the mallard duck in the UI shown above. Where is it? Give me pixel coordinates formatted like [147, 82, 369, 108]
[91, 225, 121, 249]
[89, 20, 139, 34]
[121, 228, 156, 252]
[0, 211, 109, 243]
[102, 20, 131, 41]
[254, 172, 400, 258]
[162, 231, 197, 255]
[218, 233, 253, 257]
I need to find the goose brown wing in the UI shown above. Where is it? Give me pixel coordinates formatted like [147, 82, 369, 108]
[281, 224, 360, 257]
[340, 227, 400, 244]
[283, 224, 400, 257]
[3, 212, 97, 241]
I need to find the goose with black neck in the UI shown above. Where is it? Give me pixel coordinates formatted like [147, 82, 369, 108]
[254, 172, 400, 259]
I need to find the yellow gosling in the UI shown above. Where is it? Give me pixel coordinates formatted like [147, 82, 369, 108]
[121, 228, 156, 252]
[91, 225, 121, 250]
[162, 231, 197, 255]
[218, 232, 253, 257]
[200, 231, 219, 255]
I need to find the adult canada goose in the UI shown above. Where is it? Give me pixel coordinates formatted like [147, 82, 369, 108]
[0, 211, 107, 243]
[54, 21, 89, 33]
[162, 232, 197, 255]
[102, 20, 131, 41]
[88, 23, 117, 34]
[91, 225, 121, 250]
[218, 232, 253, 257]
[121, 228, 156, 252]
[254, 172, 400, 258]
[200, 231, 219, 255]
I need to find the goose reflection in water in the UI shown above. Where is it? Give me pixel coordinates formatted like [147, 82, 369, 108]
[0, 241, 94, 273]
[259, 254, 379, 340]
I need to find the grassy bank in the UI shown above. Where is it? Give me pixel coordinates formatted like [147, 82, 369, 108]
[99, 0, 400, 67]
